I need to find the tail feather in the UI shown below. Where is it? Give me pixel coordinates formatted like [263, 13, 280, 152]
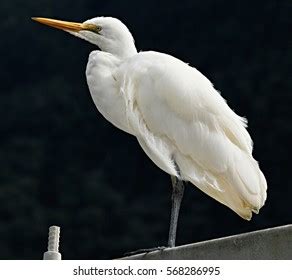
[176, 149, 267, 220]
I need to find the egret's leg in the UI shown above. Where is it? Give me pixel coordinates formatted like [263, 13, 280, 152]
[168, 176, 185, 247]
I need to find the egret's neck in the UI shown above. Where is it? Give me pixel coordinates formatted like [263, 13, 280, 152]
[102, 38, 137, 60]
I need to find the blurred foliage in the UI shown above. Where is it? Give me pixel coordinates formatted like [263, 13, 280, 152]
[0, 0, 291, 259]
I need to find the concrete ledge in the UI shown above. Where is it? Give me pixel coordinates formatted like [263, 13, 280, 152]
[122, 225, 292, 260]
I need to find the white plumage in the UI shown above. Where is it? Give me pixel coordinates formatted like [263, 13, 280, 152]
[87, 48, 267, 220]
[33, 16, 267, 222]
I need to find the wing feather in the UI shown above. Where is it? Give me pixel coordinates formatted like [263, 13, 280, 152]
[119, 51, 267, 219]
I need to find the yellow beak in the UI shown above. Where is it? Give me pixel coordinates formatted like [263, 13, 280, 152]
[31, 17, 96, 32]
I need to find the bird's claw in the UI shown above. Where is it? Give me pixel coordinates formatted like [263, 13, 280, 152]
[123, 246, 166, 257]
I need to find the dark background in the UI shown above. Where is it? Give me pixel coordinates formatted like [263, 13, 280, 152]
[0, 0, 291, 259]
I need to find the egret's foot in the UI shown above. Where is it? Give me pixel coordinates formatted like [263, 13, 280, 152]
[124, 246, 167, 257]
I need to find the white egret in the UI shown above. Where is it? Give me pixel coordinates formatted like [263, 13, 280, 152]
[32, 16, 267, 248]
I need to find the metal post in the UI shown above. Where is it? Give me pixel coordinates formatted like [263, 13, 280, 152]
[43, 225, 62, 260]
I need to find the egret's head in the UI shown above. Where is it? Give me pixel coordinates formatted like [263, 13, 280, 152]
[32, 16, 137, 59]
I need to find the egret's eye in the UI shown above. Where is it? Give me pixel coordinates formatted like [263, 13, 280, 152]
[84, 24, 102, 33]
[95, 25, 102, 33]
